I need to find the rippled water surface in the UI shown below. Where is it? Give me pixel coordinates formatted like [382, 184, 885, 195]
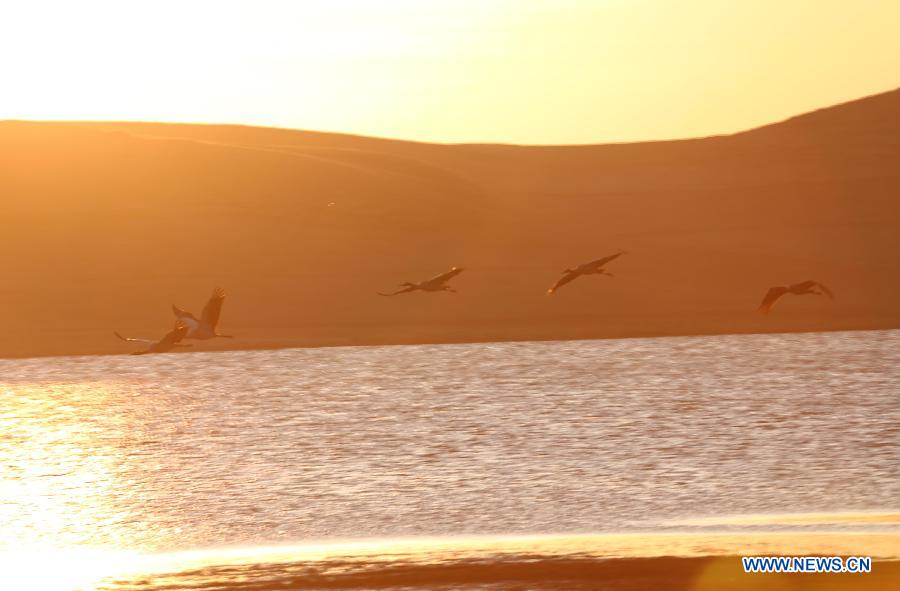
[2, 329, 898, 553]
[1, 331, 898, 589]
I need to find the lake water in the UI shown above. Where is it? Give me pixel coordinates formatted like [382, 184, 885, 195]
[1, 330, 898, 590]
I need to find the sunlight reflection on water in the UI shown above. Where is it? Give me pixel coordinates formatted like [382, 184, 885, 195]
[0, 330, 898, 589]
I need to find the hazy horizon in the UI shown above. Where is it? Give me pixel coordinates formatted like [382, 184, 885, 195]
[6, 84, 899, 148]
[4, 0, 900, 144]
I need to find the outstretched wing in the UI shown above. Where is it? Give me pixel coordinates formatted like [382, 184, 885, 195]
[114, 332, 153, 345]
[758, 286, 788, 315]
[172, 305, 198, 321]
[377, 285, 418, 296]
[427, 267, 465, 285]
[814, 281, 835, 299]
[791, 280, 817, 292]
[547, 271, 580, 295]
[201, 288, 226, 329]
[587, 251, 626, 269]
[158, 322, 189, 347]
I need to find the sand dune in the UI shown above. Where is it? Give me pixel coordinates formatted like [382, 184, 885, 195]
[1, 89, 898, 358]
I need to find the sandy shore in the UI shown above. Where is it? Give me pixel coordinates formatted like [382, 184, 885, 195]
[81, 527, 900, 590]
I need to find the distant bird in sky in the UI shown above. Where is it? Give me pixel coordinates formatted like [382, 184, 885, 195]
[172, 287, 233, 339]
[547, 251, 625, 295]
[115, 322, 191, 355]
[378, 267, 465, 296]
[758, 280, 834, 315]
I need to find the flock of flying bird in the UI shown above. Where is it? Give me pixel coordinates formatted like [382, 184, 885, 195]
[115, 288, 232, 355]
[114, 253, 834, 355]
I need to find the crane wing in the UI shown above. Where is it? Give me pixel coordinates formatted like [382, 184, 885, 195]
[814, 282, 835, 299]
[758, 286, 788, 315]
[791, 280, 818, 292]
[158, 322, 189, 347]
[587, 251, 625, 269]
[427, 267, 464, 285]
[172, 305, 198, 321]
[547, 271, 580, 295]
[114, 332, 154, 345]
[201, 288, 226, 328]
[378, 285, 418, 296]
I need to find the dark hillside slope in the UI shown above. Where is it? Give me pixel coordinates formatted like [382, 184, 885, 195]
[1, 89, 897, 357]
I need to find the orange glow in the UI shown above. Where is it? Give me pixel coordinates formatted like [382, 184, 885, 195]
[1, 1, 899, 143]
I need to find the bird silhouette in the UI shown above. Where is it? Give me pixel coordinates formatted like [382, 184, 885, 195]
[547, 251, 625, 295]
[758, 280, 834, 315]
[115, 322, 191, 355]
[379, 267, 465, 296]
[172, 287, 233, 339]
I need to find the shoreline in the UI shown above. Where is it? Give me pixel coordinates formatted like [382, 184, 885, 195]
[121, 556, 900, 591]
[1, 324, 897, 363]
[70, 530, 900, 590]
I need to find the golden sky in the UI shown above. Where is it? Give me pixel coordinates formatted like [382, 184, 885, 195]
[2, 0, 899, 144]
